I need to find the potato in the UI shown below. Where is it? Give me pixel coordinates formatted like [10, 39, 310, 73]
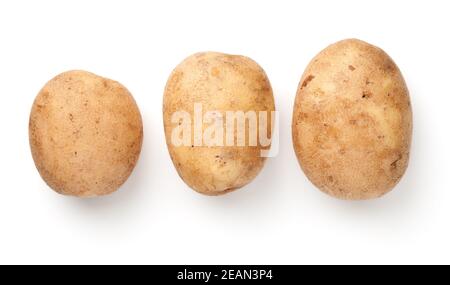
[29, 70, 143, 197]
[292, 39, 412, 200]
[163, 52, 275, 195]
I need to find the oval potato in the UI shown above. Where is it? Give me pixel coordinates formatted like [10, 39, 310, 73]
[29, 70, 143, 197]
[292, 39, 412, 200]
[163, 52, 275, 195]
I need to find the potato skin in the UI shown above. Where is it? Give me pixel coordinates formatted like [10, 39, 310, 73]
[29, 70, 143, 197]
[163, 52, 275, 195]
[292, 39, 412, 200]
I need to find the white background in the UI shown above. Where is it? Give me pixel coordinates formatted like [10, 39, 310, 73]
[0, 0, 449, 265]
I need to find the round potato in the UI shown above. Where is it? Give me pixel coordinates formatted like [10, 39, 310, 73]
[29, 70, 143, 197]
[292, 39, 412, 200]
[163, 52, 275, 195]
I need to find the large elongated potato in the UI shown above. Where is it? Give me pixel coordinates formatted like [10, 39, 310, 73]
[29, 70, 143, 197]
[292, 39, 412, 200]
[163, 52, 275, 195]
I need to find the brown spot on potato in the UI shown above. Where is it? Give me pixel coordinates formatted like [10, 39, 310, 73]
[301, 75, 315, 89]
[211, 67, 220, 77]
[362, 91, 372, 99]
[390, 154, 403, 170]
